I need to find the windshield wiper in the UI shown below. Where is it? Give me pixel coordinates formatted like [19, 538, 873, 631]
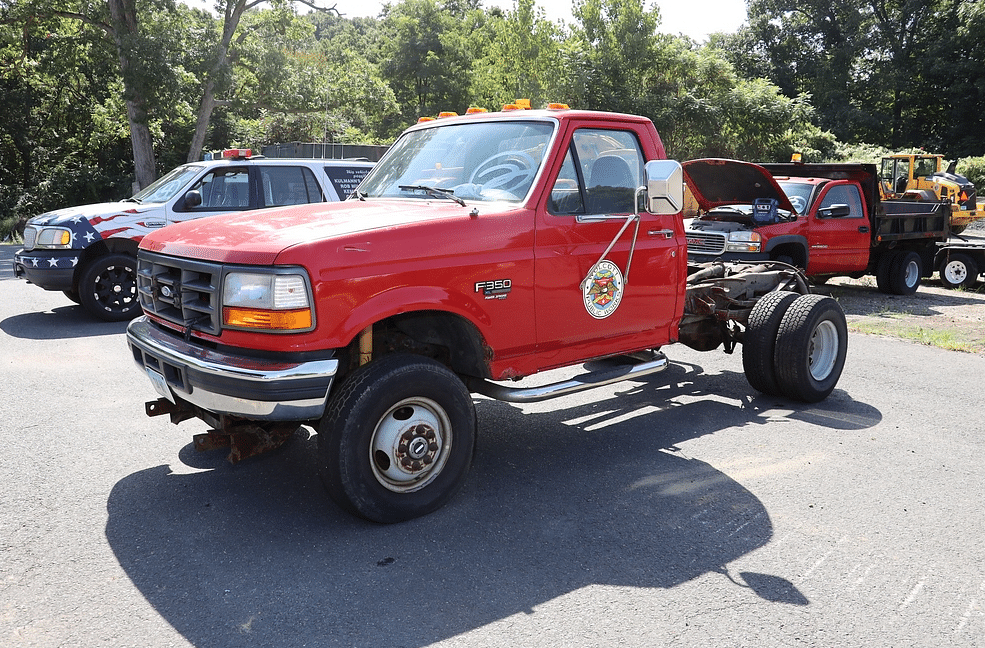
[398, 184, 466, 207]
[349, 190, 367, 201]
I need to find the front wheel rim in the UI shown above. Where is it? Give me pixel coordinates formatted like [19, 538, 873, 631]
[943, 261, 967, 284]
[93, 264, 137, 312]
[370, 397, 452, 493]
[808, 320, 839, 381]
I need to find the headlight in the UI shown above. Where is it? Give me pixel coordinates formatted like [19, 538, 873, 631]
[222, 271, 313, 331]
[34, 227, 73, 249]
[725, 230, 762, 253]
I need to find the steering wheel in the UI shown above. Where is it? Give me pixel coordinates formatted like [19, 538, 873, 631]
[787, 195, 807, 213]
[469, 150, 537, 198]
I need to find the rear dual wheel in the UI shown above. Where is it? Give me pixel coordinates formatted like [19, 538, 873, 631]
[876, 250, 922, 295]
[743, 293, 848, 403]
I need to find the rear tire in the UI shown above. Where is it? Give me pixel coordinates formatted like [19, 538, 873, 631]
[78, 253, 141, 321]
[875, 253, 894, 293]
[774, 294, 848, 403]
[939, 252, 978, 289]
[317, 354, 477, 523]
[743, 291, 798, 396]
[888, 251, 921, 295]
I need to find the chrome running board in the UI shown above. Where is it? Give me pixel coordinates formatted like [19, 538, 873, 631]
[466, 352, 668, 403]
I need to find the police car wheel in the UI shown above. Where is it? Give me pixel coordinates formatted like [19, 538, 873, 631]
[78, 254, 141, 322]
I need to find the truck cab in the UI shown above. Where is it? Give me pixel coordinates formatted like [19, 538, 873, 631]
[684, 158, 870, 275]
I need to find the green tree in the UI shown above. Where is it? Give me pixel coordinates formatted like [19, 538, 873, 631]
[569, 0, 661, 115]
[726, 0, 981, 156]
[470, 0, 566, 109]
[377, 0, 477, 127]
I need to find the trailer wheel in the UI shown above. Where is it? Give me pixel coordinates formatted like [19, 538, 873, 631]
[743, 291, 799, 396]
[939, 252, 978, 289]
[774, 294, 848, 403]
[888, 251, 921, 295]
[317, 354, 477, 523]
[78, 253, 141, 321]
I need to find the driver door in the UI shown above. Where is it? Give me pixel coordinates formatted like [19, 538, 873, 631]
[534, 126, 683, 368]
[807, 182, 870, 274]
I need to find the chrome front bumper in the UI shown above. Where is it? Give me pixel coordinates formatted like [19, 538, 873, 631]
[126, 317, 338, 421]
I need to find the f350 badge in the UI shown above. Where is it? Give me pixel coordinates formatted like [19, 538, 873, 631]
[475, 279, 512, 300]
[583, 260, 623, 319]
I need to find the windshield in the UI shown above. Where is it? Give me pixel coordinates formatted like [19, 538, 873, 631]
[357, 120, 555, 203]
[130, 165, 203, 204]
[777, 180, 815, 214]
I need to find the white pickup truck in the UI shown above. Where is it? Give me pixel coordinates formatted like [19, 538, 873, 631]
[14, 150, 374, 320]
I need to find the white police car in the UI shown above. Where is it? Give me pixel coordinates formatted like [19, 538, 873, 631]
[14, 150, 373, 320]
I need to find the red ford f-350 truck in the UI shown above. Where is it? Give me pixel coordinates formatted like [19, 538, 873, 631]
[127, 105, 848, 522]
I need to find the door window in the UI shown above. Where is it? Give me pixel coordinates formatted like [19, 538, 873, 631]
[819, 184, 862, 218]
[189, 167, 250, 210]
[548, 129, 644, 215]
[260, 166, 324, 206]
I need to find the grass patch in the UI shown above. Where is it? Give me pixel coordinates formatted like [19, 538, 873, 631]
[848, 319, 981, 353]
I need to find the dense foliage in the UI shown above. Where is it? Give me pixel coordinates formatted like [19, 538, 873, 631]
[1, 0, 982, 240]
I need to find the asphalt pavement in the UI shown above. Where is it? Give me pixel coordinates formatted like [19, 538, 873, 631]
[1, 243, 984, 647]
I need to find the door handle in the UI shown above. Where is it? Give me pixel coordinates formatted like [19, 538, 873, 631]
[648, 229, 675, 239]
[858, 226, 870, 233]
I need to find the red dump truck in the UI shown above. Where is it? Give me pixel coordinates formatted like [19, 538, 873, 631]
[682, 159, 954, 295]
[127, 105, 848, 522]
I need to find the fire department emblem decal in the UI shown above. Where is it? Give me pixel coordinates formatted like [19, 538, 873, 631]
[583, 260, 624, 319]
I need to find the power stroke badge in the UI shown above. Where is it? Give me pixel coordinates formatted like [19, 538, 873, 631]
[583, 260, 624, 319]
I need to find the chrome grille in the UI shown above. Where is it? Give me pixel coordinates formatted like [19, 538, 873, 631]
[136, 251, 221, 335]
[23, 226, 37, 250]
[685, 231, 726, 255]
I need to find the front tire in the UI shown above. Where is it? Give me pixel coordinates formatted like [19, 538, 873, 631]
[939, 252, 978, 289]
[78, 253, 141, 321]
[317, 354, 477, 523]
[773, 294, 848, 403]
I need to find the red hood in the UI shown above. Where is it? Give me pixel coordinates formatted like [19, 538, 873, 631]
[140, 199, 476, 265]
[683, 158, 796, 213]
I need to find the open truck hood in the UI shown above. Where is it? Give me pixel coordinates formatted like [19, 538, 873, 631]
[683, 158, 796, 214]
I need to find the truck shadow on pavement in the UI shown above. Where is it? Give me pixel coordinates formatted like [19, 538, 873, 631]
[0, 306, 128, 339]
[105, 361, 879, 647]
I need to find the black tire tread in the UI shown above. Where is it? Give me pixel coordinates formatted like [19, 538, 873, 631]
[743, 291, 799, 396]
